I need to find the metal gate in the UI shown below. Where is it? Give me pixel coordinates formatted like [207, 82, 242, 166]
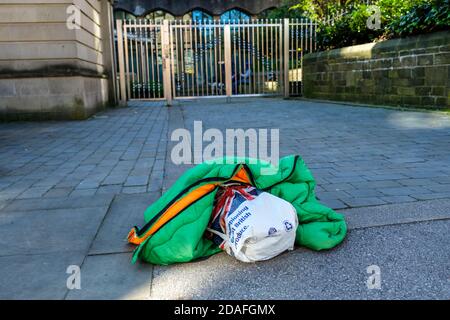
[115, 19, 317, 104]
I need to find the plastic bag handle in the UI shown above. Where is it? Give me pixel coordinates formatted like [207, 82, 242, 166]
[206, 227, 228, 241]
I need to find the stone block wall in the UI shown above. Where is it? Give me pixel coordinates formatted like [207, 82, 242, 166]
[0, 0, 116, 120]
[303, 31, 450, 109]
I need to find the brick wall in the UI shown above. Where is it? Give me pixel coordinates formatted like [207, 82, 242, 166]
[303, 31, 450, 109]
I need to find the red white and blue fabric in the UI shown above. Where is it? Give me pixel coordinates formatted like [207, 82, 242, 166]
[208, 185, 261, 248]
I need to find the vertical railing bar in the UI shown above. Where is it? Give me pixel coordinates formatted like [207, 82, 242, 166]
[183, 24, 190, 97]
[208, 20, 213, 96]
[237, 20, 241, 95]
[186, 21, 189, 96]
[154, 22, 159, 98]
[304, 19, 308, 53]
[139, 19, 144, 99]
[298, 19, 302, 96]
[188, 23, 193, 97]
[218, 21, 223, 96]
[242, 19, 246, 95]
[241, 19, 245, 95]
[188, 20, 194, 97]
[246, 19, 250, 95]
[137, 20, 142, 99]
[275, 19, 279, 95]
[270, 21, 274, 95]
[129, 20, 135, 99]
[200, 20, 205, 96]
[180, 22, 186, 97]
[259, 20, 262, 94]
[143, 20, 148, 99]
[205, 20, 211, 96]
[124, 21, 131, 100]
[261, 19, 265, 94]
[194, 20, 199, 97]
[233, 21, 238, 95]
[140, 19, 147, 99]
[210, 19, 217, 95]
[134, 19, 139, 99]
[310, 18, 313, 55]
[173, 21, 178, 97]
[290, 20, 294, 95]
[292, 20, 295, 96]
[240, 19, 247, 94]
[135, 19, 141, 99]
[205, 20, 209, 96]
[212, 20, 215, 96]
[293, 20, 296, 96]
[246, 19, 251, 94]
[213, 20, 218, 96]
[178, 21, 183, 96]
[155, 24, 162, 98]
[251, 19, 256, 94]
[224, 23, 232, 98]
[314, 22, 317, 52]
[145, 20, 152, 99]
[256, 19, 260, 94]
[283, 19, 289, 98]
[264, 19, 268, 94]
[170, 20, 177, 99]
[280, 19, 283, 95]
[161, 20, 172, 104]
[204, 20, 210, 96]
[207, 20, 212, 96]
[142, 20, 147, 99]
[176, 22, 181, 97]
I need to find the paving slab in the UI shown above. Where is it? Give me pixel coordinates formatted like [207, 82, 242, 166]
[0, 251, 85, 299]
[65, 253, 153, 300]
[0, 206, 109, 256]
[0, 194, 114, 213]
[150, 220, 450, 300]
[342, 198, 450, 229]
[89, 193, 160, 255]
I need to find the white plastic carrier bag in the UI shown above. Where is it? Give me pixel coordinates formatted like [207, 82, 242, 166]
[206, 185, 298, 262]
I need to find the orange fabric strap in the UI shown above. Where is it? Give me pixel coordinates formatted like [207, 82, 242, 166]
[127, 167, 252, 245]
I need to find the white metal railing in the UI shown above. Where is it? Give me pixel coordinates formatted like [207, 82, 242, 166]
[115, 19, 318, 104]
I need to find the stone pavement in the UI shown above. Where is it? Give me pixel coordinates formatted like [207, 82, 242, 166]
[0, 98, 450, 299]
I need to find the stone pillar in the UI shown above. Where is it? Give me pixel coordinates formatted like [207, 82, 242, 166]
[101, 0, 118, 105]
[0, 0, 116, 120]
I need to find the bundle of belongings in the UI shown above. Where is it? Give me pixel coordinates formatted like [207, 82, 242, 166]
[127, 155, 347, 265]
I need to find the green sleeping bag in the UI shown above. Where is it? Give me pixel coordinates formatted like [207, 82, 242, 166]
[127, 155, 347, 265]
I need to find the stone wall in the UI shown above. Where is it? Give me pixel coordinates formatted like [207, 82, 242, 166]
[303, 31, 450, 109]
[0, 0, 116, 120]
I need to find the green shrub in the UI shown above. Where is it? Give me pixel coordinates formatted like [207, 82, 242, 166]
[317, 0, 450, 50]
[317, 4, 383, 50]
[386, 0, 450, 37]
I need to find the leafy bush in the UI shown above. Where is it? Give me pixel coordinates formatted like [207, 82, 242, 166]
[317, 0, 450, 50]
[386, 0, 450, 37]
[317, 7, 381, 50]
